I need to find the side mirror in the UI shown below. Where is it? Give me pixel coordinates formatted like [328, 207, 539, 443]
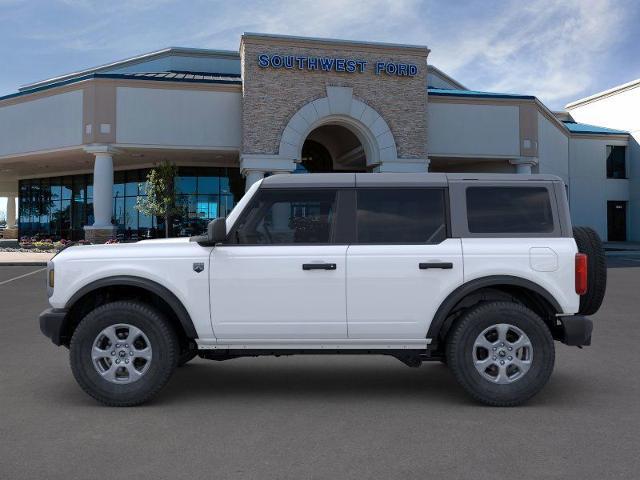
[208, 217, 227, 244]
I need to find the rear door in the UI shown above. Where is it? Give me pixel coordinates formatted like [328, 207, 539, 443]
[346, 187, 463, 339]
[210, 188, 349, 340]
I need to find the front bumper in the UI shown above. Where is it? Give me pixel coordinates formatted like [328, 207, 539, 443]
[39, 308, 68, 346]
[558, 315, 593, 346]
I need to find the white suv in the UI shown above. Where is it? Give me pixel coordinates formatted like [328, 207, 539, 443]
[40, 173, 606, 406]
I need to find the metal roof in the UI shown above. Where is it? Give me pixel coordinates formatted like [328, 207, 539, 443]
[562, 121, 628, 135]
[19, 47, 240, 92]
[0, 71, 242, 103]
[428, 87, 535, 100]
[114, 71, 241, 82]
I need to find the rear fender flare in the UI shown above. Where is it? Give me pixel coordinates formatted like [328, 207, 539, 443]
[427, 275, 562, 345]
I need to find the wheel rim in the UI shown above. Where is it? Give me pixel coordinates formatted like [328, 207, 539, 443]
[472, 323, 533, 384]
[91, 324, 153, 384]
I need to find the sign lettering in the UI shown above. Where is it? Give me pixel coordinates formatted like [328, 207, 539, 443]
[257, 54, 417, 77]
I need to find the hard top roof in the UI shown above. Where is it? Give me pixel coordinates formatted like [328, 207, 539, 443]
[260, 172, 563, 188]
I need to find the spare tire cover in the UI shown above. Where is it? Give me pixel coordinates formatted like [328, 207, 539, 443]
[573, 226, 607, 315]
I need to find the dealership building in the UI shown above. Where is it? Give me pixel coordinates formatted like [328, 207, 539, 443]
[0, 33, 636, 242]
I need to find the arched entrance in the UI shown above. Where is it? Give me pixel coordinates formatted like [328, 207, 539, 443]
[278, 86, 399, 172]
[300, 124, 367, 173]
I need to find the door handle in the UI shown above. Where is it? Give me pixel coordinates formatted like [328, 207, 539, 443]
[302, 263, 337, 271]
[419, 262, 453, 270]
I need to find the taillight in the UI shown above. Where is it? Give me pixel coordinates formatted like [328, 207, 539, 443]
[575, 253, 588, 295]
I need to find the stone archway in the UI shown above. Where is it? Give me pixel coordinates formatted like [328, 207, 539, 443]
[278, 86, 398, 169]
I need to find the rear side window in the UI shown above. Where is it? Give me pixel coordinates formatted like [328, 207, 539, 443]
[466, 187, 554, 234]
[356, 188, 447, 244]
[233, 189, 337, 244]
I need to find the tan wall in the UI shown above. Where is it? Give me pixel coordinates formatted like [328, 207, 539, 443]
[240, 36, 429, 159]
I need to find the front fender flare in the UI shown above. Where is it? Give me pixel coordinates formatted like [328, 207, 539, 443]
[65, 275, 198, 339]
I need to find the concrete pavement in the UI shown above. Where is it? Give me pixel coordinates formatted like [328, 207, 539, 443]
[1, 262, 639, 479]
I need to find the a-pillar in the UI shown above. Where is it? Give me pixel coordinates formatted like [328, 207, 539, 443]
[510, 157, 538, 174]
[83, 145, 118, 243]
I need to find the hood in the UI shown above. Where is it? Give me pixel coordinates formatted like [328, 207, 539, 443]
[53, 236, 206, 263]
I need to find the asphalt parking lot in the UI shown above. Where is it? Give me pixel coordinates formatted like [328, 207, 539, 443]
[1, 259, 640, 479]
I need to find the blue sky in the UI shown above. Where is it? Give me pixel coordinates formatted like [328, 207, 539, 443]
[1, 0, 639, 109]
[1, 0, 640, 216]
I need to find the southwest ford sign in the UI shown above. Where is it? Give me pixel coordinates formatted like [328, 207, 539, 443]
[257, 54, 418, 77]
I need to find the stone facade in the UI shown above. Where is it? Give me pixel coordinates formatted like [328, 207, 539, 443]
[240, 34, 429, 161]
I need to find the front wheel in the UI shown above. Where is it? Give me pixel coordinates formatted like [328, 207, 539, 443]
[446, 301, 555, 407]
[70, 301, 179, 407]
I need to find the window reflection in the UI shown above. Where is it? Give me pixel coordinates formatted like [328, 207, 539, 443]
[18, 167, 242, 241]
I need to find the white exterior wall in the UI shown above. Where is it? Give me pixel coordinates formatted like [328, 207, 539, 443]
[568, 137, 629, 239]
[0, 90, 83, 157]
[427, 102, 520, 157]
[568, 85, 640, 241]
[537, 112, 569, 182]
[115, 87, 242, 148]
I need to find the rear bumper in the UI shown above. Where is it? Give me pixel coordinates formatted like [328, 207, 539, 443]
[558, 315, 593, 346]
[39, 308, 68, 346]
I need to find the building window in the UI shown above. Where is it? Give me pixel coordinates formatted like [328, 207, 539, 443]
[18, 166, 243, 241]
[606, 146, 626, 179]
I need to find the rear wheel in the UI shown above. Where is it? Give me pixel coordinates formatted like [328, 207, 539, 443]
[446, 301, 555, 406]
[70, 301, 178, 406]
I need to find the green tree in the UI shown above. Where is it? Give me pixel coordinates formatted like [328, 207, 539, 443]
[136, 161, 182, 238]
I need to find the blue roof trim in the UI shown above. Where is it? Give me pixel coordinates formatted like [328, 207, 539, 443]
[0, 72, 242, 102]
[428, 87, 535, 100]
[562, 121, 628, 135]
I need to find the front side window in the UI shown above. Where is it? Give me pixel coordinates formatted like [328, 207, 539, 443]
[606, 145, 626, 179]
[233, 189, 337, 244]
[356, 188, 447, 244]
[466, 187, 554, 234]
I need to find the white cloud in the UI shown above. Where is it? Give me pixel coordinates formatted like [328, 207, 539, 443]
[426, 0, 628, 107]
[3, 0, 634, 109]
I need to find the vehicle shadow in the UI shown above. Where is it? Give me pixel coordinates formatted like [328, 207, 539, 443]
[160, 358, 468, 404]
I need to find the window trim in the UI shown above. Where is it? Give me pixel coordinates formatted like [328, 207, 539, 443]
[225, 187, 344, 246]
[448, 181, 563, 238]
[606, 145, 627, 180]
[353, 187, 450, 245]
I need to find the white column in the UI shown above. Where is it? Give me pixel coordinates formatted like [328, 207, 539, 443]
[92, 152, 115, 227]
[244, 170, 265, 192]
[6, 195, 16, 229]
[510, 157, 538, 174]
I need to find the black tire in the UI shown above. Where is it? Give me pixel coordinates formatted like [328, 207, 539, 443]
[446, 301, 555, 407]
[573, 226, 607, 315]
[70, 301, 179, 407]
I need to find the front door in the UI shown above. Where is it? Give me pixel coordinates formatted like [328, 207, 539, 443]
[210, 188, 348, 340]
[607, 201, 627, 241]
[346, 188, 463, 339]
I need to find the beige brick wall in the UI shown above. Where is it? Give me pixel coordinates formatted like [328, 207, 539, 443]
[241, 36, 429, 159]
